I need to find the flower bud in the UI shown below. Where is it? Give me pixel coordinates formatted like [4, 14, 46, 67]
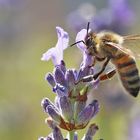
[41, 98, 56, 112]
[77, 100, 99, 125]
[59, 96, 73, 121]
[45, 73, 56, 87]
[53, 126, 64, 140]
[82, 123, 99, 140]
[46, 105, 62, 124]
[65, 69, 76, 90]
[54, 67, 66, 86]
[74, 132, 78, 140]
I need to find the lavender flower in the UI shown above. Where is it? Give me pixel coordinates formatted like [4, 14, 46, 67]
[40, 27, 100, 140]
[41, 26, 69, 66]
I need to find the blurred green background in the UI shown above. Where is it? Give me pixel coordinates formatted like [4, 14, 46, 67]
[0, 0, 140, 140]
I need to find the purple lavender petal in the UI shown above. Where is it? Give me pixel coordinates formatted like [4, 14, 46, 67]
[76, 29, 94, 69]
[41, 27, 69, 65]
[52, 127, 64, 140]
[45, 73, 56, 87]
[56, 27, 69, 50]
[77, 66, 91, 81]
[77, 100, 99, 125]
[65, 69, 76, 90]
[41, 98, 55, 111]
[57, 60, 66, 74]
[80, 52, 95, 69]
[46, 105, 62, 124]
[75, 29, 87, 52]
[75, 101, 86, 118]
[81, 124, 98, 140]
[91, 100, 100, 118]
[54, 96, 60, 110]
[86, 123, 99, 137]
[53, 83, 68, 96]
[74, 132, 78, 140]
[41, 47, 57, 64]
[59, 96, 73, 121]
[72, 69, 78, 81]
[53, 67, 66, 86]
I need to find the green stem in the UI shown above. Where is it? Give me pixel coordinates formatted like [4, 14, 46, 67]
[69, 130, 74, 140]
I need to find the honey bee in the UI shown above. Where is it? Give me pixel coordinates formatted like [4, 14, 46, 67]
[71, 22, 140, 97]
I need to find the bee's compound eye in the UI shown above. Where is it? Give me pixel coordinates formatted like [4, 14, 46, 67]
[86, 37, 95, 48]
[86, 38, 92, 46]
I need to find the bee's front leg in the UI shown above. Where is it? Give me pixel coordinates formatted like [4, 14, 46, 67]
[93, 57, 111, 80]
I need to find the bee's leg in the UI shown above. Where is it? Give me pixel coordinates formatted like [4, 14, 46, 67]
[93, 57, 111, 80]
[75, 58, 111, 84]
[99, 69, 116, 81]
[75, 69, 116, 84]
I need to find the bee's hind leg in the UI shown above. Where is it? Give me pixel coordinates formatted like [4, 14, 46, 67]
[99, 69, 116, 81]
[75, 57, 112, 84]
[75, 69, 116, 84]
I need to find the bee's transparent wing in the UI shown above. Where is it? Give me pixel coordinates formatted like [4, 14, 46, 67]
[123, 34, 140, 41]
[123, 34, 140, 59]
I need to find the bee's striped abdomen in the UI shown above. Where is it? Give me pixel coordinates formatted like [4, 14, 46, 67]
[112, 52, 140, 97]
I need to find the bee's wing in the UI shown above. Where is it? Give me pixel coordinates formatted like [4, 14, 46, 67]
[123, 34, 140, 41]
[105, 42, 130, 54]
[123, 35, 140, 59]
[105, 42, 138, 60]
[106, 38, 140, 59]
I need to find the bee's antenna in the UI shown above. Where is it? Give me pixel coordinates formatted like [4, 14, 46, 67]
[87, 22, 90, 35]
[70, 22, 90, 47]
[70, 40, 85, 47]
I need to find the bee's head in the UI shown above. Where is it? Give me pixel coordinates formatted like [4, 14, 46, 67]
[85, 32, 96, 49]
[70, 22, 97, 54]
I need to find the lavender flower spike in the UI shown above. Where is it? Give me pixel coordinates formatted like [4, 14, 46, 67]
[40, 26, 101, 139]
[41, 27, 69, 66]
